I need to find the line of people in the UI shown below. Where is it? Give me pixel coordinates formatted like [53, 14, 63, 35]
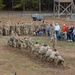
[7, 31, 65, 66]
[0, 20, 75, 42]
[0, 20, 33, 36]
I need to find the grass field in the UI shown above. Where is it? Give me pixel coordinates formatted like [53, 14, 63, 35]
[0, 15, 75, 75]
[0, 36, 75, 75]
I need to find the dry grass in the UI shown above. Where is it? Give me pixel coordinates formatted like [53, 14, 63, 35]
[0, 16, 75, 75]
[0, 36, 75, 75]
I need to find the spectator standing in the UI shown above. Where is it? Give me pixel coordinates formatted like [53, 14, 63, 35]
[69, 26, 74, 41]
[67, 26, 74, 41]
[46, 23, 50, 37]
[67, 26, 71, 41]
[73, 27, 75, 41]
[54, 23, 60, 39]
[62, 24, 68, 40]
[50, 24, 54, 39]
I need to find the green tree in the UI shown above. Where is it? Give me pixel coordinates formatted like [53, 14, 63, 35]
[23, 0, 39, 11]
[13, 0, 22, 9]
[3, 0, 53, 11]
[0, 0, 5, 10]
[13, 0, 27, 11]
[30, 0, 39, 10]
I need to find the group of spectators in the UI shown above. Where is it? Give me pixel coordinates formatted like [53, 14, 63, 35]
[34, 22, 75, 42]
[0, 20, 75, 42]
[54, 23, 75, 42]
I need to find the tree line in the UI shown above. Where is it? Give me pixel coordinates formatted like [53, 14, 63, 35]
[0, 0, 75, 11]
[0, 0, 53, 11]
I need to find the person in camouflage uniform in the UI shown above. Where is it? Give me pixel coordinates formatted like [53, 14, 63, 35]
[24, 36, 33, 50]
[20, 22, 24, 35]
[50, 24, 55, 39]
[17, 37, 27, 49]
[9, 32, 17, 48]
[7, 30, 15, 46]
[51, 34, 57, 50]
[2, 22, 6, 36]
[0, 21, 3, 35]
[5, 23, 10, 36]
[28, 21, 32, 34]
[16, 22, 21, 35]
[23, 24, 27, 35]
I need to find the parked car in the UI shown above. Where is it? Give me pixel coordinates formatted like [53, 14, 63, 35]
[32, 14, 44, 21]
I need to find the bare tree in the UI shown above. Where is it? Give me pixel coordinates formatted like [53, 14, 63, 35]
[39, 0, 41, 13]
[22, 0, 25, 11]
